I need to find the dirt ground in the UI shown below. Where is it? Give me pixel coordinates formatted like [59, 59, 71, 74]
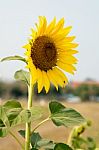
[0, 102, 99, 150]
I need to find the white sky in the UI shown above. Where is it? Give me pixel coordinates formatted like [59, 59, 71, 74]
[0, 0, 99, 81]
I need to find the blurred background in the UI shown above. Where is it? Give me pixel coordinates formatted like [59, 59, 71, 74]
[0, 0, 99, 149]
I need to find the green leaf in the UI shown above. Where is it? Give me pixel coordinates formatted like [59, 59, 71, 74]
[11, 109, 31, 126]
[87, 137, 96, 150]
[0, 55, 26, 63]
[3, 100, 22, 110]
[9, 106, 43, 127]
[31, 132, 42, 148]
[18, 130, 25, 138]
[30, 106, 43, 122]
[14, 69, 30, 85]
[0, 106, 10, 127]
[54, 143, 73, 150]
[0, 100, 23, 137]
[0, 127, 8, 137]
[30, 132, 55, 150]
[0, 119, 5, 127]
[3, 100, 23, 126]
[72, 136, 96, 150]
[72, 137, 87, 149]
[49, 101, 65, 114]
[49, 101, 85, 127]
[0, 106, 10, 137]
[37, 139, 55, 150]
[0, 101, 43, 137]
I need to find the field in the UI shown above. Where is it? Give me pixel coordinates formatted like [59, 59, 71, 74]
[0, 101, 99, 150]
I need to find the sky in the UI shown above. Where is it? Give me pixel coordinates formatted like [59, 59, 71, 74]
[0, 0, 99, 82]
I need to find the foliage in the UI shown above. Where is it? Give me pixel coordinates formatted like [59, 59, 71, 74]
[0, 100, 43, 137]
[0, 93, 85, 149]
[10, 86, 25, 98]
[19, 131, 73, 150]
[14, 70, 30, 86]
[49, 101, 85, 127]
[68, 121, 99, 150]
[75, 84, 99, 101]
[0, 81, 7, 97]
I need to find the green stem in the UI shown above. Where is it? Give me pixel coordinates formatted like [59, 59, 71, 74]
[31, 118, 49, 135]
[67, 128, 75, 146]
[25, 75, 33, 150]
[9, 131, 24, 149]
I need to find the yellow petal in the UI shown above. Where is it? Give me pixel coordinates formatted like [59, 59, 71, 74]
[59, 43, 79, 49]
[39, 16, 43, 25]
[38, 16, 47, 35]
[52, 33, 66, 42]
[51, 18, 65, 35]
[52, 26, 72, 42]
[30, 65, 37, 85]
[42, 71, 50, 93]
[38, 16, 43, 35]
[30, 28, 37, 40]
[66, 50, 78, 54]
[58, 55, 78, 64]
[35, 22, 39, 31]
[45, 17, 56, 34]
[58, 49, 78, 54]
[47, 70, 58, 90]
[22, 44, 31, 51]
[57, 61, 76, 74]
[42, 16, 47, 34]
[35, 16, 43, 36]
[24, 50, 31, 57]
[52, 68, 66, 87]
[65, 36, 76, 42]
[54, 67, 68, 86]
[56, 36, 76, 47]
[37, 68, 43, 93]
[59, 26, 72, 36]
[59, 58, 77, 64]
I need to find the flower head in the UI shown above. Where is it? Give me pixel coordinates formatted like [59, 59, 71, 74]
[23, 16, 78, 93]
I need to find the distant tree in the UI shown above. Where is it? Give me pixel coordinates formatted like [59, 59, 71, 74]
[1, 79, 99, 101]
[10, 82, 27, 99]
[65, 86, 74, 94]
[62, 85, 75, 96]
[75, 84, 90, 101]
[91, 85, 99, 96]
[10, 86, 23, 98]
[0, 81, 7, 98]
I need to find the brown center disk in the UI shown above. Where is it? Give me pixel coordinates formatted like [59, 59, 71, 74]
[31, 36, 57, 71]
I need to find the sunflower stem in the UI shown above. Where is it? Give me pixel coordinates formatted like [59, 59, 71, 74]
[25, 75, 33, 150]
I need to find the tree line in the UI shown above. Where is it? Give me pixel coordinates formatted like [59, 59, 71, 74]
[0, 80, 99, 101]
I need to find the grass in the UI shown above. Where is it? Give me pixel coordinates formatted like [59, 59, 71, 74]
[0, 101, 99, 150]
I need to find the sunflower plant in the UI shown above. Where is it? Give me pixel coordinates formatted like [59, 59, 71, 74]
[0, 16, 86, 150]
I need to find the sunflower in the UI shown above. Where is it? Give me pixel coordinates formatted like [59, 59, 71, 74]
[23, 16, 78, 93]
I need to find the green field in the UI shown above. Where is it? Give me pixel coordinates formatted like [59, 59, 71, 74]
[0, 102, 99, 150]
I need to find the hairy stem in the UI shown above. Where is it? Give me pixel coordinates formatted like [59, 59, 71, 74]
[25, 75, 33, 150]
[31, 118, 50, 135]
[9, 131, 24, 149]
